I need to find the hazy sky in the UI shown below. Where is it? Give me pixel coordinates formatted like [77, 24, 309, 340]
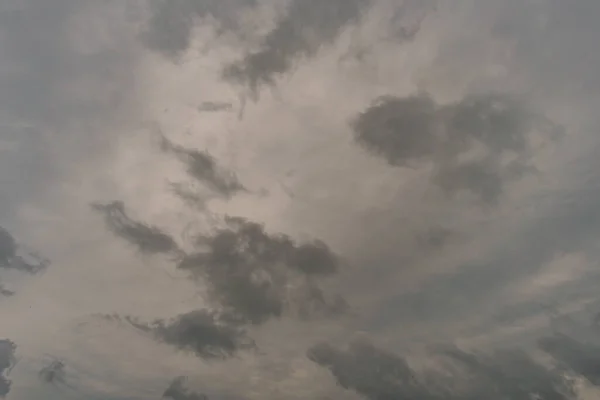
[2, 0, 600, 399]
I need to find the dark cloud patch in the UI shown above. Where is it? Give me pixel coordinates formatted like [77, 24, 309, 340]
[126, 310, 255, 359]
[160, 136, 247, 200]
[142, 0, 258, 59]
[91, 201, 180, 255]
[178, 216, 342, 324]
[352, 92, 562, 203]
[38, 359, 67, 386]
[222, 0, 372, 98]
[539, 334, 600, 387]
[0, 227, 16, 267]
[163, 377, 208, 400]
[308, 339, 577, 400]
[0, 225, 49, 274]
[352, 94, 439, 167]
[0, 286, 14, 298]
[0, 339, 16, 398]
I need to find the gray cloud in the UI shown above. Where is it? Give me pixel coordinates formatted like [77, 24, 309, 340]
[163, 376, 208, 400]
[178, 216, 342, 324]
[0, 0, 139, 221]
[0, 225, 48, 275]
[0, 339, 16, 398]
[0, 227, 16, 268]
[308, 339, 578, 400]
[125, 310, 255, 359]
[38, 358, 67, 386]
[91, 201, 181, 256]
[352, 92, 562, 204]
[539, 333, 600, 387]
[142, 0, 258, 59]
[222, 0, 372, 98]
[160, 136, 247, 200]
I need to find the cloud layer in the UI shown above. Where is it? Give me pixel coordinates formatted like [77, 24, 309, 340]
[2, 1, 600, 400]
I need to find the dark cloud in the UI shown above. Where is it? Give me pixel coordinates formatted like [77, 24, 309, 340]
[142, 0, 258, 59]
[0, 339, 16, 398]
[308, 339, 577, 400]
[126, 310, 255, 359]
[160, 136, 247, 200]
[352, 94, 439, 167]
[91, 201, 180, 256]
[38, 359, 67, 385]
[0, 225, 49, 274]
[539, 333, 600, 387]
[222, 0, 372, 98]
[0, 286, 14, 298]
[163, 376, 208, 400]
[0, 227, 16, 267]
[179, 216, 341, 324]
[352, 92, 562, 204]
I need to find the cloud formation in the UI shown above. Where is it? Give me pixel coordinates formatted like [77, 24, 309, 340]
[163, 376, 208, 400]
[0, 340, 15, 398]
[177, 216, 343, 325]
[126, 310, 255, 359]
[222, 0, 372, 97]
[142, 0, 259, 59]
[352, 92, 562, 203]
[160, 136, 247, 201]
[3, 0, 600, 399]
[308, 339, 578, 400]
[91, 201, 180, 256]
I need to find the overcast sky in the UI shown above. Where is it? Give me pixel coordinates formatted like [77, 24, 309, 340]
[2, 0, 600, 399]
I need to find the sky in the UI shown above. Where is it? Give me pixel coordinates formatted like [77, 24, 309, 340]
[2, 0, 600, 399]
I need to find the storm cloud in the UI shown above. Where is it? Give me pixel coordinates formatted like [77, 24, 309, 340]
[352, 92, 562, 203]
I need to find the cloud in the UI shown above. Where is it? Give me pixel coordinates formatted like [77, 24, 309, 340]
[0, 227, 16, 267]
[539, 333, 600, 387]
[160, 136, 247, 200]
[308, 339, 578, 400]
[0, 0, 140, 221]
[163, 376, 208, 400]
[222, 0, 372, 98]
[91, 201, 181, 256]
[178, 216, 342, 324]
[0, 225, 48, 294]
[4, 1, 600, 399]
[125, 309, 255, 359]
[38, 359, 67, 385]
[142, 0, 259, 59]
[0, 339, 16, 398]
[352, 92, 562, 203]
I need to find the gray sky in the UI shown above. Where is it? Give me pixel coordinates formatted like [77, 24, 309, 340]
[2, 0, 600, 399]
